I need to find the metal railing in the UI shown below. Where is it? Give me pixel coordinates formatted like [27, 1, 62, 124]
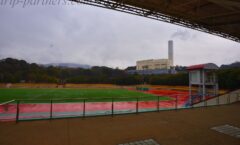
[0, 92, 239, 123]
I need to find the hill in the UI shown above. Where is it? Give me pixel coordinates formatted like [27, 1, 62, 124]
[220, 62, 240, 69]
[43, 63, 91, 69]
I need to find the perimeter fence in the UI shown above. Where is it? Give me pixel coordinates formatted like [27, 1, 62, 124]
[0, 92, 239, 123]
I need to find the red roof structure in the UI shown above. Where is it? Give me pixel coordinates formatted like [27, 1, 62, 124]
[187, 63, 219, 70]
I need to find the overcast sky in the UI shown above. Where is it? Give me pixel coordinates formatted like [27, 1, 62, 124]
[0, 2, 240, 69]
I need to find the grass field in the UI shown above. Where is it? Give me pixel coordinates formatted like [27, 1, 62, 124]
[0, 88, 171, 103]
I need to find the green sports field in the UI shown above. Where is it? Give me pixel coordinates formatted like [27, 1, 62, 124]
[0, 88, 170, 103]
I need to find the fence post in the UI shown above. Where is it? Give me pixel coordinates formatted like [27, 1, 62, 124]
[111, 97, 114, 117]
[190, 95, 193, 108]
[217, 95, 220, 105]
[16, 100, 20, 123]
[83, 99, 86, 118]
[157, 96, 160, 112]
[175, 95, 178, 110]
[235, 93, 238, 102]
[205, 98, 207, 107]
[50, 100, 53, 120]
[136, 97, 139, 114]
[228, 94, 231, 104]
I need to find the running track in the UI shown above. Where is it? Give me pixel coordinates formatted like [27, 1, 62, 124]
[0, 90, 191, 121]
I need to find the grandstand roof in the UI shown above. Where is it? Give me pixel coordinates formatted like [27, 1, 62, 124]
[74, 0, 240, 42]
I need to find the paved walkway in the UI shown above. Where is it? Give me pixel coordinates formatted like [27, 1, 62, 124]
[0, 102, 239, 145]
[119, 139, 160, 145]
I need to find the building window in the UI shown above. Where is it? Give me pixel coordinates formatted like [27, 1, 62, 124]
[142, 65, 149, 70]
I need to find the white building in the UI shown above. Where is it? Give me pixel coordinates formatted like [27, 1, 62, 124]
[137, 59, 171, 70]
[136, 40, 174, 71]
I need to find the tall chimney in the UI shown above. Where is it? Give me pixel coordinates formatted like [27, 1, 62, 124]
[168, 40, 174, 67]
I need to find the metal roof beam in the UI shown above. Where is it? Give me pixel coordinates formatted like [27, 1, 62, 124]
[207, 0, 240, 11]
[180, 2, 212, 14]
[69, 0, 240, 42]
[173, 0, 197, 8]
[199, 11, 240, 20]
[211, 20, 240, 26]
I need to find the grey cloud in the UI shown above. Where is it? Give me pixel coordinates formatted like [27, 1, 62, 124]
[0, 5, 239, 68]
[171, 29, 197, 41]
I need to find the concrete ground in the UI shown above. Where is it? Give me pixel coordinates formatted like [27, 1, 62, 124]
[0, 102, 239, 145]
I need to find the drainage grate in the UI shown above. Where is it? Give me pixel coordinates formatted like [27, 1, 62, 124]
[118, 139, 160, 145]
[211, 124, 240, 138]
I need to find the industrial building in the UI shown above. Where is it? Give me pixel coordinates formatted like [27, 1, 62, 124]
[136, 40, 174, 71]
[136, 59, 171, 70]
[127, 40, 176, 75]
